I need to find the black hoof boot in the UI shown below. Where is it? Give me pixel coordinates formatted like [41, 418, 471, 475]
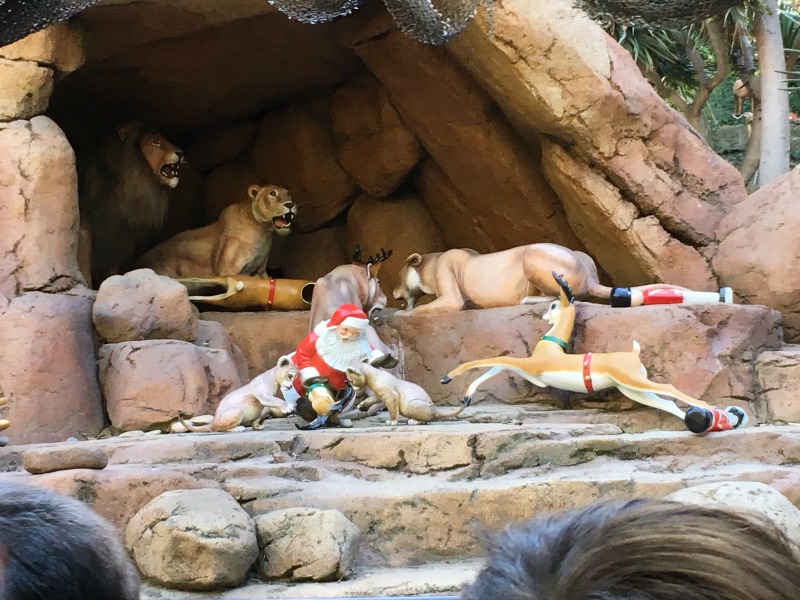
[461, 396, 472, 407]
[684, 407, 713, 433]
[441, 375, 452, 384]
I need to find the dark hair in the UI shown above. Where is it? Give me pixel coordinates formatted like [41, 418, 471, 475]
[461, 497, 800, 600]
[0, 481, 140, 600]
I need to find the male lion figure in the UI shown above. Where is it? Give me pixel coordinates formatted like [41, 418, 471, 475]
[393, 243, 615, 313]
[79, 121, 184, 285]
[136, 184, 296, 278]
[178, 355, 297, 432]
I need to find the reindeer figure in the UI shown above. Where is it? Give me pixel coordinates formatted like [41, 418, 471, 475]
[307, 246, 392, 332]
[441, 273, 747, 434]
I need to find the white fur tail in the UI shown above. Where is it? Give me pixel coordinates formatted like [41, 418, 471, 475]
[632, 341, 641, 355]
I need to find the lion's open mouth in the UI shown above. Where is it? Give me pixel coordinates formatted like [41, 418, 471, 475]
[273, 212, 295, 229]
[160, 161, 182, 179]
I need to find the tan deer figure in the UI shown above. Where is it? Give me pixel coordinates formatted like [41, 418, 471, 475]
[441, 273, 747, 434]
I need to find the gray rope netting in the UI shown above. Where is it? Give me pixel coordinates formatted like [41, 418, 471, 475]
[0, 0, 100, 46]
[572, 0, 752, 28]
[266, 0, 483, 44]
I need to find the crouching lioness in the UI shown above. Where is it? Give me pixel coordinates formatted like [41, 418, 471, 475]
[178, 355, 297, 432]
[392, 243, 615, 313]
[345, 363, 465, 425]
[137, 183, 296, 278]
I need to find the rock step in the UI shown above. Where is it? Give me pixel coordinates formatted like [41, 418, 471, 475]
[2, 411, 797, 569]
[217, 458, 798, 567]
[142, 560, 476, 599]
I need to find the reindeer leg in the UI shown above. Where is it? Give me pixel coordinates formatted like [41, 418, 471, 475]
[616, 387, 686, 420]
[462, 366, 505, 406]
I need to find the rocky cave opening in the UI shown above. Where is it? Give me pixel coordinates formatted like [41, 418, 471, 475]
[43, 0, 584, 303]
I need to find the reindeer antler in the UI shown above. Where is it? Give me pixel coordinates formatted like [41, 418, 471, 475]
[353, 246, 393, 265]
[552, 271, 574, 304]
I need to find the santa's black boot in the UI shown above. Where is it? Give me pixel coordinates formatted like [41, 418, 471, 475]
[295, 414, 330, 431]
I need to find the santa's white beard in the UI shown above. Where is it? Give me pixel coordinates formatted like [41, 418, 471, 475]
[316, 328, 373, 371]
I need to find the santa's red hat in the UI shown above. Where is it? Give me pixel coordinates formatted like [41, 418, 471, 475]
[327, 303, 369, 330]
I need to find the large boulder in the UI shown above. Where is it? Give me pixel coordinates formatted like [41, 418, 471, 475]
[755, 346, 800, 423]
[193, 319, 250, 385]
[443, 0, 745, 287]
[714, 165, 800, 341]
[98, 339, 241, 431]
[200, 311, 308, 379]
[345, 23, 583, 253]
[203, 163, 261, 222]
[276, 225, 350, 281]
[254, 507, 361, 582]
[0, 117, 83, 295]
[0, 290, 104, 444]
[126, 488, 259, 591]
[92, 269, 199, 343]
[251, 97, 358, 232]
[345, 193, 446, 303]
[0, 59, 53, 120]
[186, 122, 258, 174]
[332, 73, 424, 196]
[0, 21, 85, 76]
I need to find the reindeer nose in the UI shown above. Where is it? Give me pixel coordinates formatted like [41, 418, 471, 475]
[284, 200, 295, 209]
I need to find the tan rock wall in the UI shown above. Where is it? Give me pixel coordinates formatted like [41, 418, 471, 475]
[0, 117, 84, 296]
[346, 26, 583, 253]
[444, 0, 746, 285]
[713, 166, 800, 341]
[0, 290, 104, 444]
[345, 193, 446, 302]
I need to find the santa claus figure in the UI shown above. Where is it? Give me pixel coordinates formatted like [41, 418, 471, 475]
[285, 303, 395, 430]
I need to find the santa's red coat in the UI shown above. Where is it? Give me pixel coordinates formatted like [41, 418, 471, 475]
[290, 331, 349, 395]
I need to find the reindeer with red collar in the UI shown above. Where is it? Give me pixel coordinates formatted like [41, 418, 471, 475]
[441, 272, 747, 434]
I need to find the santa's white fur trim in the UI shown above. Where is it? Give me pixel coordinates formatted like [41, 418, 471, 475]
[370, 348, 384, 360]
[299, 367, 320, 384]
[340, 316, 369, 330]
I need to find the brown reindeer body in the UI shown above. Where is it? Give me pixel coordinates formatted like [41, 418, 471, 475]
[307, 247, 395, 359]
[443, 273, 747, 434]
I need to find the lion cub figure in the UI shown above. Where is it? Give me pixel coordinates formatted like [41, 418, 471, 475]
[345, 363, 465, 425]
[179, 355, 297, 432]
[137, 184, 296, 278]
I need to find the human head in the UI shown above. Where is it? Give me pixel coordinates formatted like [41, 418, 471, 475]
[461, 497, 800, 600]
[0, 481, 140, 600]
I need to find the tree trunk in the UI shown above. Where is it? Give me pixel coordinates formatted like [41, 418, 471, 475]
[756, 0, 791, 186]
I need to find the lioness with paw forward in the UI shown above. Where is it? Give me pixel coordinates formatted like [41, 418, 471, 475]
[178, 355, 297, 432]
[345, 363, 465, 425]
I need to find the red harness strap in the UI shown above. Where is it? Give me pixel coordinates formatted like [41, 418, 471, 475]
[583, 353, 594, 393]
[267, 278, 276, 308]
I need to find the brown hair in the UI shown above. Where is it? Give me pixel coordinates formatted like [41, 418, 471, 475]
[461, 497, 800, 600]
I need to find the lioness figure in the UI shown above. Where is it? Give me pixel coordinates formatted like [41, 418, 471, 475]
[393, 243, 616, 313]
[79, 121, 185, 285]
[345, 363, 465, 425]
[136, 184, 296, 278]
[178, 355, 297, 432]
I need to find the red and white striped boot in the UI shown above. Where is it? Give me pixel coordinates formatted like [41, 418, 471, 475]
[684, 406, 748, 434]
[611, 287, 733, 307]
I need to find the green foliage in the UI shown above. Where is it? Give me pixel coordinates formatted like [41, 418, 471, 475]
[604, 0, 800, 126]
